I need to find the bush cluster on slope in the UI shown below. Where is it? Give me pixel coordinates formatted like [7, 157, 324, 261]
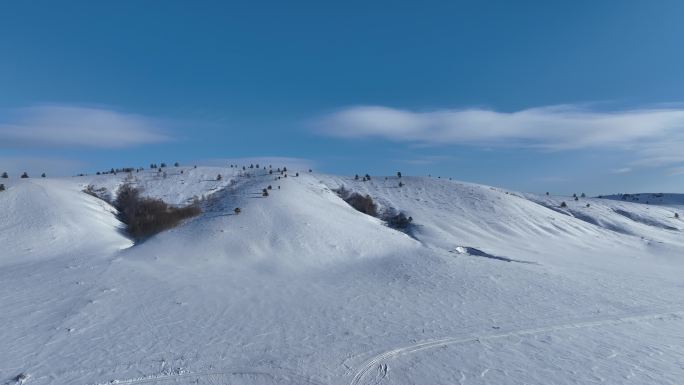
[335, 186, 412, 229]
[336, 187, 378, 217]
[114, 184, 201, 240]
[385, 212, 413, 229]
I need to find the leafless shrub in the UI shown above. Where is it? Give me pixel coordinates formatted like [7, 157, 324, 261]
[114, 184, 201, 240]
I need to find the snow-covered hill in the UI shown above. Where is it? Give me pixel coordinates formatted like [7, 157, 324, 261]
[1, 167, 683, 385]
[599, 192, 684, 207]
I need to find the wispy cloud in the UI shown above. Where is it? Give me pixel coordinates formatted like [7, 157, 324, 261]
[0, 104, 171, 148]
[667, 167, 684, 176]
[397, 155, 457, 165]
[313, 104, 684, 167]
[611, 167, 632, 174]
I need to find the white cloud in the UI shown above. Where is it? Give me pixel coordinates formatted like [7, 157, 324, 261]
[313, 105, 684, 166]
[611, 167, 632, 174]
[0, 105, 171, 148]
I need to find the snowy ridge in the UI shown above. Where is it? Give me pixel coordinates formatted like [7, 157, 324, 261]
[600, 192, 684, 207]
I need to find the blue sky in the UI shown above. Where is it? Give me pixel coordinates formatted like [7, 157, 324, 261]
[2, 0, 684, 194]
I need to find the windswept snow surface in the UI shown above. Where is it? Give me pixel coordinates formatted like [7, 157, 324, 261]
[1, 167, 683, 385]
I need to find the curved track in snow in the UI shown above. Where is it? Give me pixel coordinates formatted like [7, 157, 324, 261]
[350, 307, 684, 385]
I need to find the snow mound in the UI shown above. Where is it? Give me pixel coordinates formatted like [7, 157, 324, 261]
[122, 171, 420, 271]
[0, 178, 131, 266]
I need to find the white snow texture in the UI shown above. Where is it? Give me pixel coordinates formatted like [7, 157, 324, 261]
[1, 166, 683, 385]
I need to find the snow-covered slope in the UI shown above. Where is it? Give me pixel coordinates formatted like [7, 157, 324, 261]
[600, 192, 684, 208]
[1, 168, 683, 385]
[0, 178, 131, 266]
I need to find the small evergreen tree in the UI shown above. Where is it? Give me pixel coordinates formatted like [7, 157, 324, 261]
[20, 172, 29, 178]
[234, 207, 241, 215]
[0, 184, 5, 191]
[267, 185, 272, 190]
[262, 190, 269, 197]
[355, 174, 359, 180]
[545, 192, 549, 196]
[365, 174, 371, 180]
[160, 163, 167, 168]
[217, 174, 222, 181]
[560, 201, 567, 208]
[41, 173, 46, 178]
[397, 171, 402, 178]
[676, 213, 680, 219]
[574, 196, 579, 201]
[1, 172, 7, 178]
[399, 181, 404, 187]
[581, 193, 586, 198]
[174, 162, 179, 167]
[586, 203, 591, 208]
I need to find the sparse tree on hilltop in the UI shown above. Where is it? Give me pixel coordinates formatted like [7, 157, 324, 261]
[41, 173, 46, 178]
[217, 174, 222, 181]
[1, 172, 7, 178]
[174, 162, 179, 167]
[560, 201, 567, 208]
[20, 172, 29, 178]
[397, 171, 402, 178]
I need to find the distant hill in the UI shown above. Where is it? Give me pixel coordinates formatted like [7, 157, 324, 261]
[599, 192, 684, 207]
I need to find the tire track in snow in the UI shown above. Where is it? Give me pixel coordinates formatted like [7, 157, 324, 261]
[90, 367, 327, 385]
[350, 308, 684, 385]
